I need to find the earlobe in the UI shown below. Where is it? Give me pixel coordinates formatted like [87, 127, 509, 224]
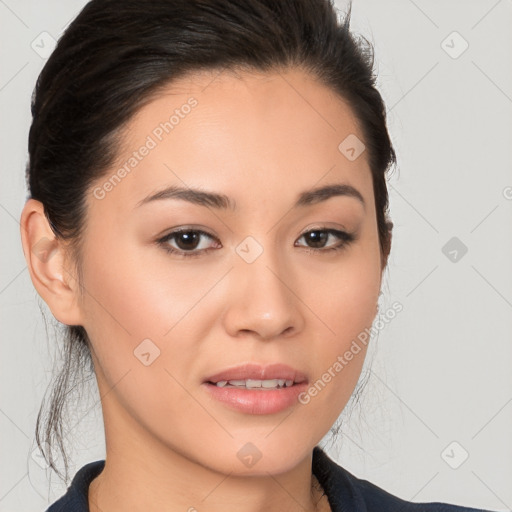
[20, 199, 84, 326]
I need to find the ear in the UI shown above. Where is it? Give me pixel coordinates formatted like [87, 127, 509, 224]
[20, 199, 84, 326]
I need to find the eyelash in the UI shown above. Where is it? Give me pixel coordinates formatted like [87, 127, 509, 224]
[157, 227, 356, 258]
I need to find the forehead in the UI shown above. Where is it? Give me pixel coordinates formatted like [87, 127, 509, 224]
[90, 67, 373, 216]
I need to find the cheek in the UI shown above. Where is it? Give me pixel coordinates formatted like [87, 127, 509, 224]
[80, 230, 217, 338]
[303, 248, 381, 345]
[296, 244, 380, 419]
[78, 233, 226, 396]
[78, 242, 211, 437]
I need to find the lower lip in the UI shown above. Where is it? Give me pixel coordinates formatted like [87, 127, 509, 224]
[202, 382, 309, 415]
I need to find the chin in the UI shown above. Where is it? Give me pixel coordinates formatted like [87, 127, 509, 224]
[198, 437, 315, 477]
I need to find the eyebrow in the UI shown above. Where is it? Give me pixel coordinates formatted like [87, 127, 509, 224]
[135, 183, 365, 211]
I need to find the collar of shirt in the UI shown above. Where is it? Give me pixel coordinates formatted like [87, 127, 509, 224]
[44, 446, 492, 512]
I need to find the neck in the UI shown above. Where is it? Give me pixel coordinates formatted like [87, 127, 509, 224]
[88, 449, 328, 512]
[88, 398, 329, 512]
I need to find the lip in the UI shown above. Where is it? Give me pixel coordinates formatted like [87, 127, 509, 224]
[202, 362, 309, 415]
[204, 362, 308, 384]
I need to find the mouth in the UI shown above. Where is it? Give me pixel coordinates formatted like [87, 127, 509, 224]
[208, 378, 296, 389]
[202, 363, 309, 415]
[204, 362, 308, 388]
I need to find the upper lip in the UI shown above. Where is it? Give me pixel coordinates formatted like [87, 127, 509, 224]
[204, 363, 308, 384]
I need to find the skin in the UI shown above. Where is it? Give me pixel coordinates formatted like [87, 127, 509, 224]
[21, 67, 390, 512]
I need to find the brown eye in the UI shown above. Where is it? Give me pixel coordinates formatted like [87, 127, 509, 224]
[295, 228, 355, 252]
[158, 229, 220, 257]
[303, 230, 329, 248]
[173, 231, 201, 250]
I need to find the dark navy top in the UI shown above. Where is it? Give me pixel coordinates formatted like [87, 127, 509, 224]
[45, 446, 495, 511]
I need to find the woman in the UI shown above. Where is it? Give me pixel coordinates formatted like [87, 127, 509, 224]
[20, 0, 497, 511]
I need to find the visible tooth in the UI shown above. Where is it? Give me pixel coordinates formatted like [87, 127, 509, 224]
[261, 379, 279, 388]
[228, 380, 246, 386]
[221, 378, 291, 389]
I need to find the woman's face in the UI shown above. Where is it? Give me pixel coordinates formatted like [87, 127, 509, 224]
[75, 67, 384, 475]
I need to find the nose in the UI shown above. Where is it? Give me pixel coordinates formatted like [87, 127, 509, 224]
[221, 247, 305, 341]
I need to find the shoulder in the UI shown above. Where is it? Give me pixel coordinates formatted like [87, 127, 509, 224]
[312, 446, 495, 512]
[44, 460, 105, 512]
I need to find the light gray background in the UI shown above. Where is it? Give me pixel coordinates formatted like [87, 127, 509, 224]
[1, 0, 511, 511]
